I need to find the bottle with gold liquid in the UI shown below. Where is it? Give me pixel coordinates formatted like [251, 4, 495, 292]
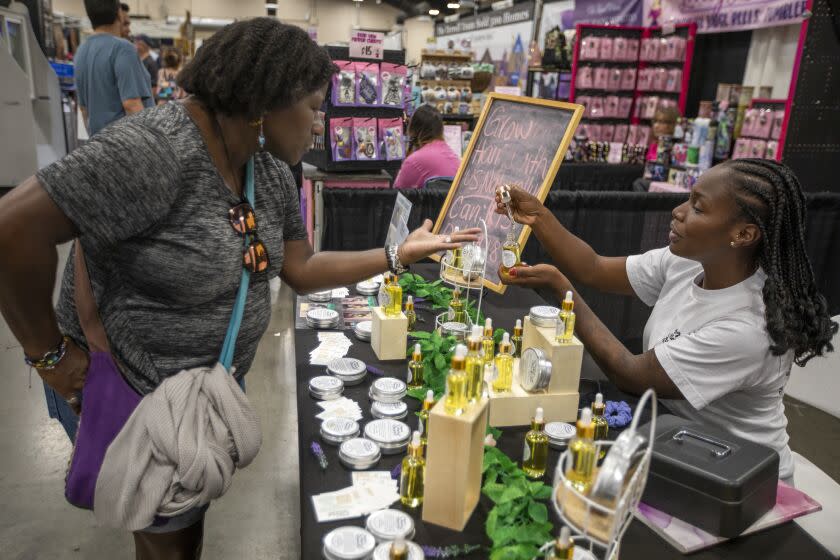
[511, 319, 523, 359]
[399, 431, 425, 508]
[448, 287, 467, 324]
[404, 295, 417, 331]
[492, 332, 514, 393]
[481, 318, 495, 364]
[522, 407, 549, 478]
[378, 273, 392, 310]
[565, 407, 597, 494]
[549, 526, 575, 560]
[386, 274, 403, 316]
[556, 290, 576, 343]
[418, 389, 434, 449]
[443, 345, 468, 415]
[389, 538, 409, 560]
[450, 226, 463, 271]
[499, 229, 522, 280]
[592, 393, 609, 461]
[464, 326, 484, 402]
[407, 343, 424, 389]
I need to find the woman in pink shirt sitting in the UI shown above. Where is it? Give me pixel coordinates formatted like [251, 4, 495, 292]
[393, 105, 461, 188]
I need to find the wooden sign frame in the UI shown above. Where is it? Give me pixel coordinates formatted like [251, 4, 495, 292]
[431, 93, 584, 293]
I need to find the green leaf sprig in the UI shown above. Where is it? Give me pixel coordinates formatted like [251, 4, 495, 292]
[405, 330, 459, 401]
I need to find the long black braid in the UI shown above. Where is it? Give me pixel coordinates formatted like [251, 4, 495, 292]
[724, 158, 837, 366]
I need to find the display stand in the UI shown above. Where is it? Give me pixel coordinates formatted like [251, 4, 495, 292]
[732, 98, 786, 162]
[422, 397, 490, 531]
[418, 50, 480, 117]
[434, 219, 488, 334]
[487, 316, 582, 426]
[370, 306, 408, 361]
[548, 389, 658, 560]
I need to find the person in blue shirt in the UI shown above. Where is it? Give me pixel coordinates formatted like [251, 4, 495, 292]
[75, 0, 154, 135]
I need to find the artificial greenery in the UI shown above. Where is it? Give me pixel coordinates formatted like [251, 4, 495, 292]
[399, 273, 484, 325]
[405, 329, 459, 401]
[482, 445, 554, 559]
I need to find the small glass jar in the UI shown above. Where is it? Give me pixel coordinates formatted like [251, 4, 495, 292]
[545, 421, 576, 450]
[529, 305, 560, 328]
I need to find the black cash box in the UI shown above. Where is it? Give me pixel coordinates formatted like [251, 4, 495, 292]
[639, 414, 779, 538]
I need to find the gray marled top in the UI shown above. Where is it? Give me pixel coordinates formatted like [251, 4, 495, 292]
[38, 102, 306, 394]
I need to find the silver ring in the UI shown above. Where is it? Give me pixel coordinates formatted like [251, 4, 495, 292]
[445, 236, 452, 243]
[66, 395, 80, 406]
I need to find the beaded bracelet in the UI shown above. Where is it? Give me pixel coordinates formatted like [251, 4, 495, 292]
[24, 336, 70, 370]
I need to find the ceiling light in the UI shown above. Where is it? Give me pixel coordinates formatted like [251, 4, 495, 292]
[264, 2, 278, 7]
[447, 2, 461, 8]
[429, 8, 440, 15]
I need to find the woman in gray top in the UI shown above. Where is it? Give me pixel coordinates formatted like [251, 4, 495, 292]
[0, 19, 477, 559]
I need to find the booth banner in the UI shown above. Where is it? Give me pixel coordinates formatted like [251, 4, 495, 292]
[540, 1, 575, 49]
[574, 0, 643, 26]
[434, 1, 534, 36]
[644, 0, 809, 33]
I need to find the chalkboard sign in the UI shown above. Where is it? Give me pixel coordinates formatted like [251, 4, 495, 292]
[432, 94, 583, 293]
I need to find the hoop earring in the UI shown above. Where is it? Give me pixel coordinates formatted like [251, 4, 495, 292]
[730, 241, 736, 247]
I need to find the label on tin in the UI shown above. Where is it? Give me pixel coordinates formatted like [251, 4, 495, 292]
[365, 419, 410, 444]
[340, 438, 379, 459]
[310, 376, 343, 391]
[325, 527, 375, 556]
[329, 358, 366, 376]
[373, 378, 405, 395]
[367, 509, 412, 539]
[372, 401, 407, 417]
[308, 307, 339, 321]
[545, 422, 576, 441]
[502, 249, 517, 268]
[355, 320, 372, 334]
[322, 417, 358, 437]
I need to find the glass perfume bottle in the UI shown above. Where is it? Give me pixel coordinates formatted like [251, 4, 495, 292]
[407, 343, 424, 389]
[511, 319, 523, 359]
[499, 230, 522, 280]
[418, 389, 434, 449]
[549, 526, 574, 560]
[592, 393, 609, 460]
[556, 290, 576, 343]
[481, 317, 495, 364]
[389, 538, 409, 560]
[492, 332, 514, 393]
[522, 407, 549, 479]
[451, 226, 463, 270]
[465, 326, 484, 402]
[404, 295, 417, 331]
[565, 407, 597, 494]
[378, 273, 392, 309]
[443, 345, 468, 415]
[386, 275, 403, 316]
[399, 431, 425, 508]
[448, 287, 467, 324]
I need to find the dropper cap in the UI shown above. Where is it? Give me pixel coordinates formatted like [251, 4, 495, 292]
[471, 325, 483, 340]
[577, 407, 595, 438]
[406, 295, 414, 307]
[514, 318, 522, 333]
[559, 526, 572, 546]
[499, 332, 512, 352]
[450, 344, 468, 368]
[484, 317, 493, 334]
[455, 344, 467, 358]
[425, 389, 434, 403]
[413, 343, 422, 359]
[411, 430, 421, 448]
[535, 407, 544, 423]
[562, 290, 575, 312]
[593, 392, 605, 415]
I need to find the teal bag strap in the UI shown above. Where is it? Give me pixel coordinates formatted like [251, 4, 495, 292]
[219, 157, 255, 371]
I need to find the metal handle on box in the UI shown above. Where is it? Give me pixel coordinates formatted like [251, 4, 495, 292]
[672, 429, 732, 457]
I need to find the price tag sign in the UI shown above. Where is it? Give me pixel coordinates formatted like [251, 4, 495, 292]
[350, 30, 384, 60]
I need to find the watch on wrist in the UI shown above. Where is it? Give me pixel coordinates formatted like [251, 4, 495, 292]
[386, 244, 408, 275]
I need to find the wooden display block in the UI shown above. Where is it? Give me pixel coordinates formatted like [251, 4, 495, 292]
[487, 359, 580, 426]
[371, 306, 408, 361]
[422, 397, 489, 531]
[521, 316, 584, 394]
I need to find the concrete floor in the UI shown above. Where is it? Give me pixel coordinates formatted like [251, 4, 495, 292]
[1, 245, 839, 559]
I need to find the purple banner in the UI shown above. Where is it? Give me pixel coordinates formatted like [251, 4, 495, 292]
[644, 0, 808, 33]
[574, 0, 643, 26]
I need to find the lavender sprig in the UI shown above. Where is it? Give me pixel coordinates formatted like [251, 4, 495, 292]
[420, 544, 483, 558]
[366, 365, 386, 376]
[391, 462, 402, 480]
[310, 441, 328, 470]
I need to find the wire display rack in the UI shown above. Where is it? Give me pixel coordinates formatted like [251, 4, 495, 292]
[435, 219, 489, 336]
[547, 389, 658, 560]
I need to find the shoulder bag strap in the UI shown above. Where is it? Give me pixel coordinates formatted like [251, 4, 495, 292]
[73, 239, 111, 354]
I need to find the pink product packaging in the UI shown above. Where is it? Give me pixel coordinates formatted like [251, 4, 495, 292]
[633, 97, 644, 119]
[379, 118, 405, 161]
[643, 96, 660, 119]
[605, 96, 620, 118]
[352, 117, 378, 160]
[608, 68, 623, 91]
[333, 61, 357, 106]
[732, 138, 751, 159]
[594, 67, 610, 90]
[588, 124, 603, 141]
[577, 96, 591, 116]
[742, 108, 758, 137]
[620, 68, 637, 90]
[641, 38, 659, 61]
[331, 117, 354, 161]
[576, 66, 594, 89]
[355, 62, 380, 106]
[765, 140, 779, 160]
[601, 124, 615, 142]
[771, 110, 785, 140]
[627, 39, 640, 61]
[379, 63, 407, 107]
[590, 97, 605, 119]
[754, 108, 774, 138]
[666, 68, 682, 92]
[749, 139, 767, 158]
[638, 68, 653, 91]
[626, 125, 640, 145]
[638, 125, 651, 145]
[672, 36, 687, 61]
[608, 142, 624, 163]
[613, 37, 628, 60]
[618, 96, 633, 118]
[599, 37, 614, 60]
[651, 68, 667, 91]
[614, 124, 629, 143]
[580, 36, 600, 60]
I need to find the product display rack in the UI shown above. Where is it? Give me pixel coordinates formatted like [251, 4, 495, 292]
[418, 49, 480, 117]
[302, 46, 406, 173]
[732, 98, 786, 161]
[435, 219, 488, 334]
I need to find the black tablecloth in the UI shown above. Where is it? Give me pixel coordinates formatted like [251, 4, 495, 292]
[294, 264, 832, 559]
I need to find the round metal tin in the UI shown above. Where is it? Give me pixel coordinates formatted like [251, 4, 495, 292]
[590, 429, 648, 507]
[520, 347, 552, 392]
[355, 280, 380, 296]
[441, 321, 469, 339]
[338, 437, 381, 470]
[307, 307, 340, 329]
[322, 526, 376, 560]
[320, 417, 361, 446]
[461, 244, 485, 281]
[372, 541, 424, 560]
[327, 357, 367, 385]
[363, 419, 411, 455]
[529, 305, 560, 328]
[309, 375, 345, 400]
[354, 320, 372, 342]
[370, 400, 408, 420]
[370, 378, 407, 403]
[308, 290, 333, 303]
[545, 421, 576, 450]
[365, 509, 416, 543]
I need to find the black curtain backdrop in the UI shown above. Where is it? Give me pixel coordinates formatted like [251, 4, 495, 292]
[685, 30, 753, 117]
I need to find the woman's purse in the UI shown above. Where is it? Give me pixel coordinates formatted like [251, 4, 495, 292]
[64, 158, 257, 510]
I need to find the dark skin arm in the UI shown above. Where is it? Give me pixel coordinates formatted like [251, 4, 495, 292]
[494, 185, 634, 295]
[503, 263, 684, 399]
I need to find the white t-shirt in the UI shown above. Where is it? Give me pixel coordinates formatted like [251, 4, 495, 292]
[626, 247, 794, 479]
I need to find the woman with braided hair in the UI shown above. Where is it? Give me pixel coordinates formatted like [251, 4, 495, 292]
[496, 159, 836, 484]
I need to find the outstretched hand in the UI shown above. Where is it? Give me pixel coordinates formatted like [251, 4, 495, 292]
[494, 184, 546, 226]
[499, 263, 570, 291]
[399, 220, 482, 265]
